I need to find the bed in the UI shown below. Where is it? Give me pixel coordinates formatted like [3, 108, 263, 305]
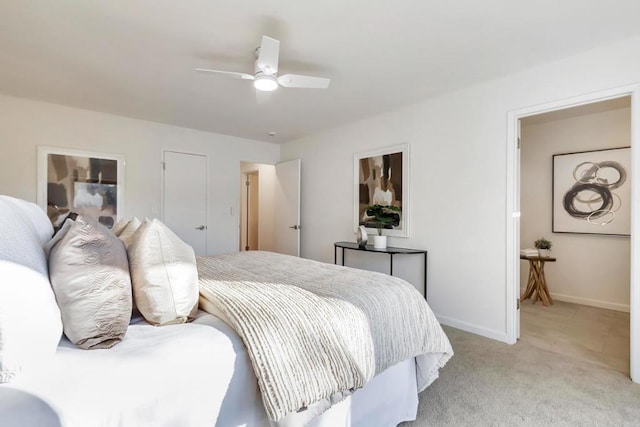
[0, 195, 453, 426]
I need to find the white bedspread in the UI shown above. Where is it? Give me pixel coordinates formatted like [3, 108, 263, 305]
[0, 311, 440, 427]
[198, 251, 453, 424]
[0, 312, 268, 427]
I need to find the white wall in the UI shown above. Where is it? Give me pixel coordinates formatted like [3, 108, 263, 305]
[520, 104, 631, 311]
[0, 94, 281, 255]
[282, 35, 640, 341]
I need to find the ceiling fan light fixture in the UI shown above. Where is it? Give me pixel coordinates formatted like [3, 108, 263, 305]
[254, 74, 278, 92]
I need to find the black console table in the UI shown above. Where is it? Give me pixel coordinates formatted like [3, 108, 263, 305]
[333, 241, 428, 300]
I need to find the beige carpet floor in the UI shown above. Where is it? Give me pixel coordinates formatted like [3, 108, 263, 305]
[520, 300, 629, 375]
[401, 326, 640, 426]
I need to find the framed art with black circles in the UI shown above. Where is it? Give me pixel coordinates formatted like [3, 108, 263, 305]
[552, 147, 630, 236]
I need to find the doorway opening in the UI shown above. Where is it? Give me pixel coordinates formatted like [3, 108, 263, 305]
[241, 170, 259, 251]
[239, 162, 276, 252]
[506, 85, 639, 383]
[519, 97, 631, 375]
[238, 159, 302, 257]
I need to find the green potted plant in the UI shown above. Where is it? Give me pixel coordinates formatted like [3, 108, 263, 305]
[364, 204, 401, 249]
[534, 237, 552, 257]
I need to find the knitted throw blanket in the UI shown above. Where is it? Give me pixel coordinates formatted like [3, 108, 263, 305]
[197, 251, 452, 423]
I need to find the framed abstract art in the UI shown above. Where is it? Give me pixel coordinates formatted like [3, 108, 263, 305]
[37, 146, 125, 229]
[552, 147, 630, 236]
[353, 143, 409, 237]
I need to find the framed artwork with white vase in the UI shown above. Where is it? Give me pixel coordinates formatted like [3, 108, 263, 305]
[354, 143, 409, 245]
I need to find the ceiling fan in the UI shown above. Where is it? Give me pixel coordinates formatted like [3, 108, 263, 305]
[195, 36, 330, 92]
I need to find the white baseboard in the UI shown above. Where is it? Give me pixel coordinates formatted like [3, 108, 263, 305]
[551, 292, 630, 313]
[519, 288, 630, 313]
[435, 314, 508, 343]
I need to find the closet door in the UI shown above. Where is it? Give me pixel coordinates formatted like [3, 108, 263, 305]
[162, 150, 208, 255]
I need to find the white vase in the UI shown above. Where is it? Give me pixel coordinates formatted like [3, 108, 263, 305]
[538, 249, 550, 257]
[373, 235, 387, 249]
[356, 225, 368, 247]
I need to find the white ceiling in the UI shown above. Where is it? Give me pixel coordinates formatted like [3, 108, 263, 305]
[2, 1, 640, 144]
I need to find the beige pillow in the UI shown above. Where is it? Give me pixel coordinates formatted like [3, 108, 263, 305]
[118, 216, 141, 247]
[48, 215, 132, 349]
[111, 217, 130, 236]
[128, 218, 198, 326]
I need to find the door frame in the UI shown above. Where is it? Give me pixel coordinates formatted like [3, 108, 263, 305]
[160, 149, 209, 253]
[506, 84, 640, 383]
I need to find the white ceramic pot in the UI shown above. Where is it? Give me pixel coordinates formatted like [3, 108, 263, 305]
[373, 235, 387, 249]
[538, 249, 550, 257]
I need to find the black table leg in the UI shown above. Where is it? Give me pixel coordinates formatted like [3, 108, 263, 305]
[341, 248, 345, 266]
[390, 253, 394, 276]
[424, 252, 428, 300]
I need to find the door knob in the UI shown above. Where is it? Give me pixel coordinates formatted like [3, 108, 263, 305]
[195, 225, 206, 230]
[289, 225, 300, 230]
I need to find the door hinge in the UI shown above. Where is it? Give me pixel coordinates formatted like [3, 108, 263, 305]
[517, 137, 521, 149]
[517, 298, 520, 309]
[161, 161, 166, 171]
[245, 180, 250, 187]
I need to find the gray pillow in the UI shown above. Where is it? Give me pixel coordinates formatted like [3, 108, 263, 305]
[128, 218, 198, 326]
[48, 215, 132, 349]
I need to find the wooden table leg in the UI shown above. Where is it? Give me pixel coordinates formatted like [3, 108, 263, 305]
[521, 261, 536, 301]
[521, 256, 554, 306]
[539, 260, 553, 305]
[531, 260, 552, 306]
[531, 260, 540, 304]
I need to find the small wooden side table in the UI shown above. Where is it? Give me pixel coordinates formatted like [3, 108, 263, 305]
[520, 254, 556, 306]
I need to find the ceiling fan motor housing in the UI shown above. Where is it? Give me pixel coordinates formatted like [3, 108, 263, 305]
[253, 71, 278, 91]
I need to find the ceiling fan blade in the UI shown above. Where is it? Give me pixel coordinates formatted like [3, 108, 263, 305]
[277, 74, 331, 89]
[257, 36, 280, 75]
[195, 68, 254, 80]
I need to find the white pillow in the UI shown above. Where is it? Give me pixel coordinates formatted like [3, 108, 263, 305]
[2, 197, 53, 246]
[111, 217, 130, 237]
[48, 215, 132, 349]
[118, 216, 141, 247]
[128, 218, 198, 326]
[0, 196, 62, 383]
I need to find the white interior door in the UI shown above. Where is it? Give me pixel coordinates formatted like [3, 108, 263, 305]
[163, 151, 208, 255]
[273, 159, 301, 256]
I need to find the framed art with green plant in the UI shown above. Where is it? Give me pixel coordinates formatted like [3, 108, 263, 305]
[354, 143, 409, 238]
